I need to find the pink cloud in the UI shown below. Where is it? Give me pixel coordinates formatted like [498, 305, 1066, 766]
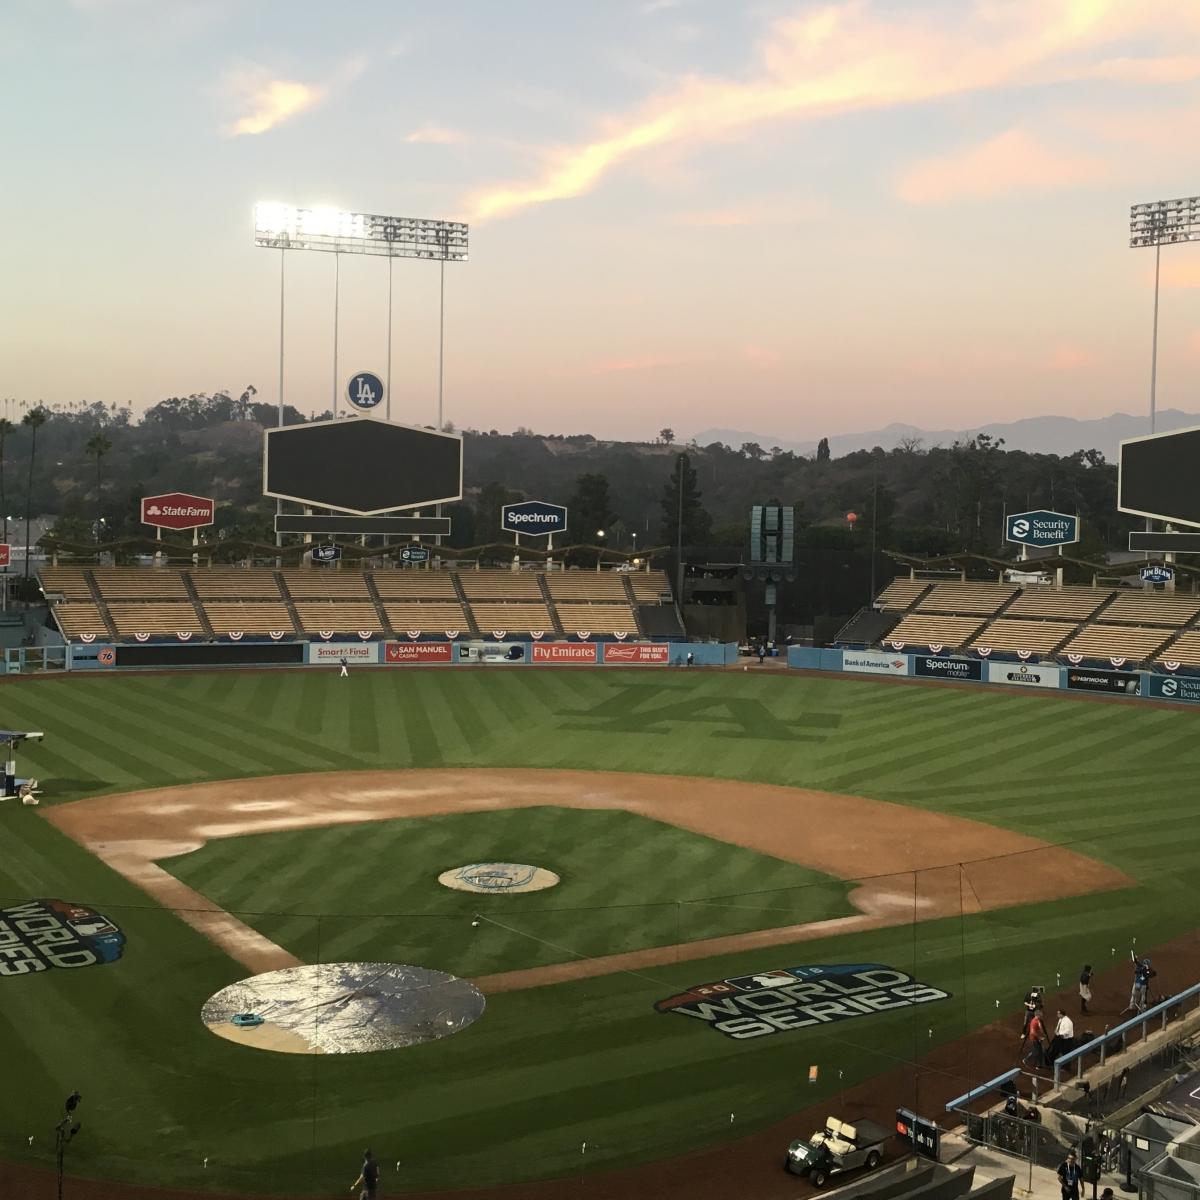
[590, 354, 684, 373]
[1046, 343, 1096, 371]
[896, 129, 1107, 204]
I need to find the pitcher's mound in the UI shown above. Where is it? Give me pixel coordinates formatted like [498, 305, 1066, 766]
[201, 962, 485, 1055]
[438, 862, 560, 893]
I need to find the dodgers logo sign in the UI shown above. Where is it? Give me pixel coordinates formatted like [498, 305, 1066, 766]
[346, 371, 384, 411]
[655, 962, 949, 1040]
[502, 501, 568, 538]
[1005, 509, 1080, 548]
[0, 899, 125, 977]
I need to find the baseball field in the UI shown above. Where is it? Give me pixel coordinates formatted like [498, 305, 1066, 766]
[1, 666, 1197, 1197]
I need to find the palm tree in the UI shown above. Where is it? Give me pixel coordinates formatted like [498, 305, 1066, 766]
[0, 418, 12, 547]
[22, 407, 47, 579]
[85, 431, 112, 546]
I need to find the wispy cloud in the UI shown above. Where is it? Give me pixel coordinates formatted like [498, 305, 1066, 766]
[463, 0, 1196, 223]
[226, 75, 324, 137]
[405, 125, 468, 145]
[896, 129, 1107, 204]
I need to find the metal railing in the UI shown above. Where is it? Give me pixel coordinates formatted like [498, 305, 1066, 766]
[1053, 981, 1200, 1086]
[945, 1067, 1022, 1113]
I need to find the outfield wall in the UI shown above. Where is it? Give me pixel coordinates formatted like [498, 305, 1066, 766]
[787, 646, 1198, 705]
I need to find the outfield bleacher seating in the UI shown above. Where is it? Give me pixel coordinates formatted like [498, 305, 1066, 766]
[876, 578, 931, 610]
[627, 570, 670, 602]
[458, 572, 544, 600]
[292, 602, 383, 634]
[1102, 591, 1200, 626]
[557, 603, 640, 635]
[190, 569, 282, 599]
[1006, 586, 1113, 620]
[205, 603, 295, 635]
[916, 582, 1016, 616]
[1061, 623, 1174, 662]
[108, 602, 204, 636]
[471, 602, 554, 633]
[547, 572, 628, 600]
[971, 618, 1075, 654]
[382, 602, 468, 633]
[92, 568, 189, 599]
[51, 602, 109, 638]
[371, 572, 459, 599]
[280, 571, 371, 599]
[39, 567, 92, 599]
[1159, 631, 1200, 667]
[887, 613, 986, 649]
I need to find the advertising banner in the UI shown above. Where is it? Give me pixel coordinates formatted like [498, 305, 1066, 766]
[1005, 509, 1079, 548]
[306, 642, 382, 665]
[532, 642, 599, 664]
[0, 544, 9, 568]
[141, 492, 215, 531]
[602, 643, 669, 664]
[501, 501, 568, 538]
[457, 642, 526, 664]
[1066, 667, 1141, 696]
[985, 661, 1062, 689]
[842, 649, 909, 675]
[384, 642, 452, 664]
[1145, 674, 1200, 703]
[913, 655, 982, 681]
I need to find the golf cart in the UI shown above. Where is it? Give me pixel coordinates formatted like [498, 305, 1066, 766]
[0, 730, 44, 805]
[786, 1116, 890, 1187]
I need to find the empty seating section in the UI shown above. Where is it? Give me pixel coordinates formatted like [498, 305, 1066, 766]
[51, 603, 109, 638]
[917, 582, 1016, 615]
[1103, 591, 1200, 626]
[109, 603, 204, 636]
[383, 603, 468, 633]
[191, 570, 282, 599]
[280, 571, 370, 599]
[547, 573, 628, 600]
[39, 568, 92, 598]
[888, 613, 984, 649]
[877, 578, 930, 610]
[92, 569, 189, 599]
[471, 603, 553, 633]
[1062, 624, 1173, 661]
[971, 618, 1075, 654]
[205, 603, 295, 634]
[293, 602, 383, 633]
[458, 572, 544, 600]
[1006, 586, 1112, 620]
[557, 604, 640, 635]
[627, 571, 670, 602]
[1160, 631, 1200, 666]
[371, 572, 458, 599]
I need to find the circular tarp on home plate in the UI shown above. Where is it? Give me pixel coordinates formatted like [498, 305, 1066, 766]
[201, 962, 485, 1054]
[438, 862, 560, 894]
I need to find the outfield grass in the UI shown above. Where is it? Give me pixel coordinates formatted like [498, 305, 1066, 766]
[0, 669, 1197, 1193]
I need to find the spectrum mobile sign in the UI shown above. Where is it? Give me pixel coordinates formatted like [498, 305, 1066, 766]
[141, 492, 215, 531]
[1005, 509, 1079, 549]
[655, 962, 949, 1041]
[502, 501, 567, 538]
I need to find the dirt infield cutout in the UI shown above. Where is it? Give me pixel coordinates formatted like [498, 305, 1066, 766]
[438, 863, 560, 894]
[41, 769, 1133, 993]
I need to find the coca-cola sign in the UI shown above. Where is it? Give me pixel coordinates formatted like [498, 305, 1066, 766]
[141, 493, 215, 531]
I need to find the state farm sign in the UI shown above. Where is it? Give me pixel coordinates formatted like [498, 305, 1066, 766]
[141, 492, 215, 531]
[0, 544, 10, 569]
[604, 643, 669, 664]
[385, 642, 452, 664]
[532, 642, 598, 664]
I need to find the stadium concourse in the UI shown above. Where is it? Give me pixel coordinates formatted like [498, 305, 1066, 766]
[4, 930, 1199, 1200]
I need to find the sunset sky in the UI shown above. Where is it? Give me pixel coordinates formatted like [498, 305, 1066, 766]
[3, 0, 1200, 442]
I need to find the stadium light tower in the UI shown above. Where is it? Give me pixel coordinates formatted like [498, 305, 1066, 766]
[1129, 196, 1200, 434]
[253, 204, 469, 425]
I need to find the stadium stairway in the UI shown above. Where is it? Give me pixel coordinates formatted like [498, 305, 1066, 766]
[181, 572, 215, 639]
[450, 572, 482, 638]
[1156, 607, 1200, 662]
[537, 573, 566, 637]
[364, 573, 396, 639]
[274, 570, 304, 635]
[621, 573, 648, 637]
[84, 569, 119, 641]
[835, 606, 901, 645]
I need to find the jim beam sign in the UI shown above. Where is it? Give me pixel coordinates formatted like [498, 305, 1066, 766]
[655, 962, 949, 1040]
[141, 492, 215, 531]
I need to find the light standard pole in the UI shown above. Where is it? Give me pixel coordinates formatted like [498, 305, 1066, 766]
[1129, 196, 1199, 551]
[676, 455, 685, 606]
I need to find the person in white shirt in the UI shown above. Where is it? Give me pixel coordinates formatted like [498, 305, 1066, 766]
[1049, 1009, 1076, 1063]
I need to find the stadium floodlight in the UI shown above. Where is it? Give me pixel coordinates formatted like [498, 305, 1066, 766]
[1129, 195, 1200, 436]
[253, 203, 469, 261]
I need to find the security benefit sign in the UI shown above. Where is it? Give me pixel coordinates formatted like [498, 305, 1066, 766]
[655, 963, 949, 1041]
[1146, 675, 1200, 703]
[1005, 509, 1079, 549]
[0, 899, 125, 977]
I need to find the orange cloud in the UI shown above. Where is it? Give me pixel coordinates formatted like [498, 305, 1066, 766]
[896, 129, 1106, 203]
[590, 354, 683, 373]
[1047, 344, 1096, 371]
[227, 78, 323, 136]
[1160, 260, 1200, 289]
[405, 125, 468, 145]
[463, 0, 1186, 222]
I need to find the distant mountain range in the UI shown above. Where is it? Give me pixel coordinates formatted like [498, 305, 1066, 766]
[691, 409, 1200, 462]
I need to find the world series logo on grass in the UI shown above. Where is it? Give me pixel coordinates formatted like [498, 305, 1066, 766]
[655, 963, 949, 1040]
[0, 899, 126, 977]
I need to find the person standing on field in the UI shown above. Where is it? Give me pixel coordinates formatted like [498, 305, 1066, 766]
[1079, 964, 1093, 1015]
[351, 1148, 378, 1199]
[339, 655, 349, 678]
